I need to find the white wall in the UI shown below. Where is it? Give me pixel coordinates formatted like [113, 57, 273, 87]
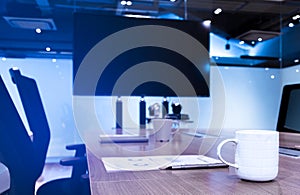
[281, 64, 300, 86]
[0, 58, 82, 158]
[210, 66, 281, 131]
[0, 57, 287, 157]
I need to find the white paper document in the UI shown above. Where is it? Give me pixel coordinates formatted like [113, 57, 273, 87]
[99, 134, 149, 143]
[101, 155, 227, 172]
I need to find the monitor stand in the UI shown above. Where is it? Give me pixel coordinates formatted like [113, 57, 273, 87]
[139, 96, 146, 129]
[115, 96, 122, 133]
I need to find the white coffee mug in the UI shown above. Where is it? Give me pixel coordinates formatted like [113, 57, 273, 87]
[152, 118, 173, 142]
[217, 130, 279, 181]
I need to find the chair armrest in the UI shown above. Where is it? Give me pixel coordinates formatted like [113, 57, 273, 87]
[65, 144, 85, 151]
[65, 144, 86, 157]
[60, 156, 87, 167]
[60, 144, 88, 179]
[60, 143, 88, 171]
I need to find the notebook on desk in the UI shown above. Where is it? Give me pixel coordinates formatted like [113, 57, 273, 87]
[101, 155, 227, 172]
[99, 134, 149, 143]
[182, 131, 219, 138]
[160, 155, 228, 170]
[279, 147, 300, 158]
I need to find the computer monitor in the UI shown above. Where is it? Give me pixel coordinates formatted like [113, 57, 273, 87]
[276, 83, 300, 149]
[73, 13, 210, 97]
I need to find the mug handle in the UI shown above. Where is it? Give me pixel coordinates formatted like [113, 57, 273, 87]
[217, 138, 238, 169]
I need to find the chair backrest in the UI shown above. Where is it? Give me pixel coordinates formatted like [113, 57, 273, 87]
[9, 68, 50, 171]
[0, 69, 50, 195]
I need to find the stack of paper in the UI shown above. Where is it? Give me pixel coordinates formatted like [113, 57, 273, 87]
[101, 155, 227, 172]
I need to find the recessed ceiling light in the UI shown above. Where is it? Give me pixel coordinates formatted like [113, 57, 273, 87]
[126, 1, 132, 6]
[239, 40, 245, 45]
[293, 15, 300, 20]
[45, 47, 51, 52]
[170, 0, 176, 2]
[202, 20, 211, 27]
[35, 28, 42, 34]
[214, 8, 222, 15]
[294, 59, 299, 63]
[120, 0, 126, 5]
[289, 23, 294, 27]
[258, 37, 263, 42]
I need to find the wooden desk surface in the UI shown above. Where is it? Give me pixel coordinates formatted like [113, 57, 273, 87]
[86, 129, 300, 194]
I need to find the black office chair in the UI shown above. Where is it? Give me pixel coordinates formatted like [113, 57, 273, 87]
[0, 71, 50, 195]
[3, 68, 90, 195]
[36, 143, 91, 195]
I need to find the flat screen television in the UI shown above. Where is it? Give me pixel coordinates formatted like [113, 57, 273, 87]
[73, 13, 210, 97]
[276, 83, 300, 149]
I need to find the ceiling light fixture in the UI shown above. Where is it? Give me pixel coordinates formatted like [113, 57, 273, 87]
[292, 15, 300, 20]
[202, 20, 211, 27]
[3, 16, 57, 30]
[121, 0, 132, 6]
[289, 22, 294, 28]
[120, 0, 126, 5]
[45, 47, 51, 52]
[124, 14, 153, 19]
[214, 8, 222, 15]
[35, 28, 42, 34]
[126, 1, 132, 6]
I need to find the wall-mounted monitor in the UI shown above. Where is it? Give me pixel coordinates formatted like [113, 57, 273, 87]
[73, 13, 210, 97]
[277, 83, 300, 150]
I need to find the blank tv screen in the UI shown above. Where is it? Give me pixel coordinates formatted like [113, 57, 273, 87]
[73, 13, 210, 97]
